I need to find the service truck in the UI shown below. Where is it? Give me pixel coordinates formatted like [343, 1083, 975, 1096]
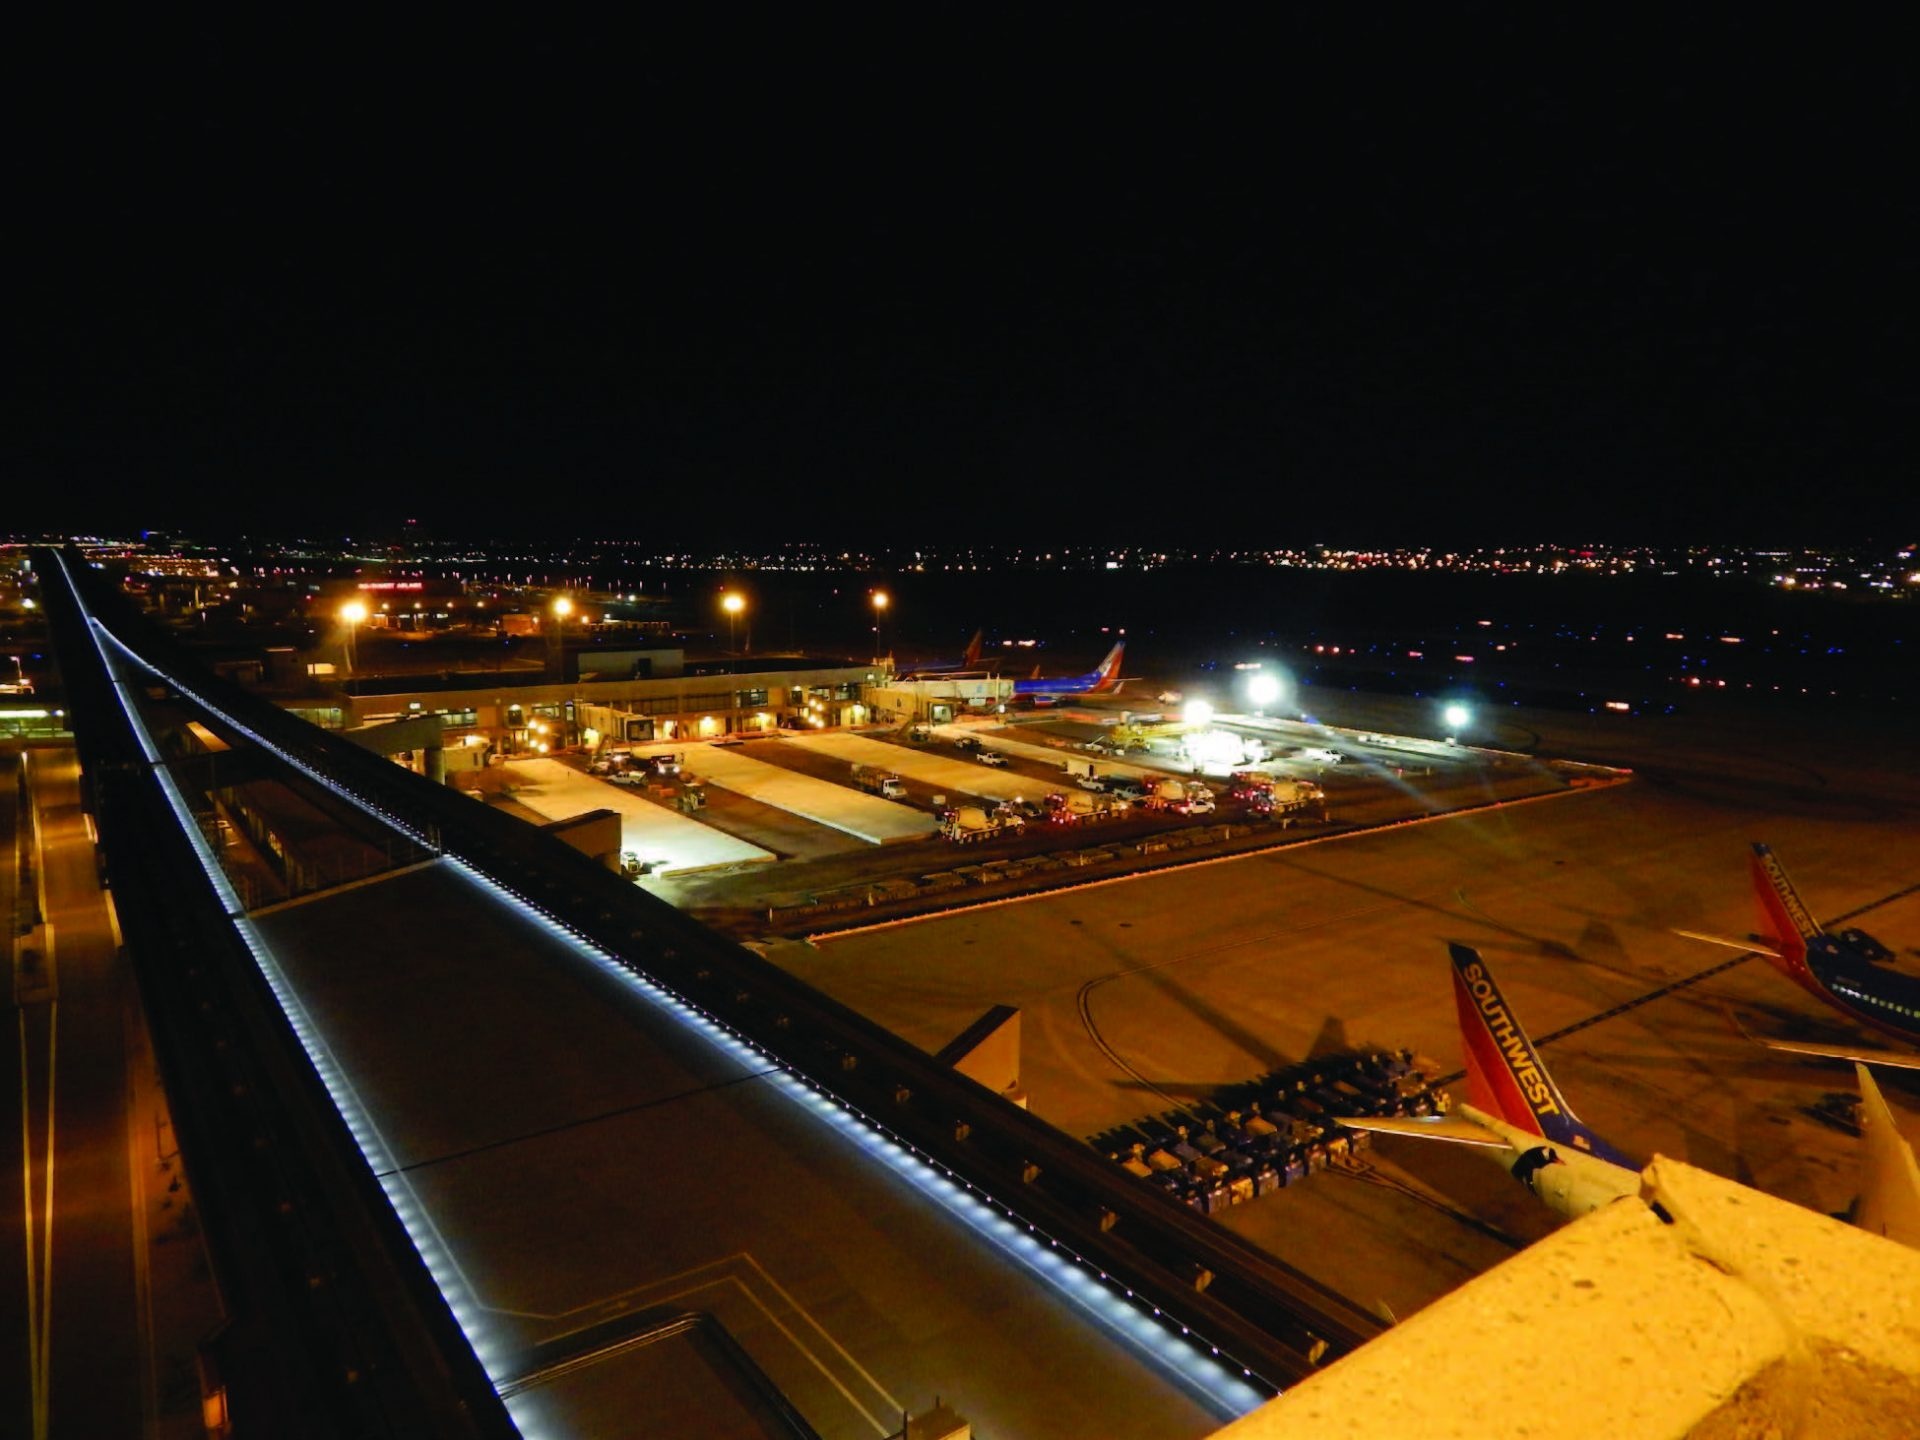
[1229, 772, 1324, 816]
[1045, 789, 1128, 823]
[940, 804, 1023, 843]
[850, 763, 909, 799]
[1140, 778, 1214, 815]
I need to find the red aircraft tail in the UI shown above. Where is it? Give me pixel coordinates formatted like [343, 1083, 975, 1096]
[1088, 642, 1126, 693]
[1449, 944, 1629, 1165]
[1750, 844, 1823, 989]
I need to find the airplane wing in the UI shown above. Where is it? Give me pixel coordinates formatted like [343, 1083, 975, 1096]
[1853, 1064, 1920, 1249]
[1722, 1005, 1920, 1071]
[1673, 928, 1784, 958]
[1751, 1036, 1920, 1072]
[1334, 1114, 1511, 1148]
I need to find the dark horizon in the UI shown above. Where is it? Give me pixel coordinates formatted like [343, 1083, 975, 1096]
[13, 12, 1917, 545]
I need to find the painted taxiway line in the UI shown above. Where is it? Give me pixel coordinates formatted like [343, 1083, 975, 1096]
[808, 777, 1630, 945]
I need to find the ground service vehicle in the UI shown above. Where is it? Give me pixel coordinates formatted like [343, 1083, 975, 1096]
[1227, 771, 1271, 799]
[1062, 756, 1098, 779]
[940, 804, 1023, 843]
[1230, 773, 1324, 814]
[850, 763, 908, 799]
[1046, 790, 1128, 823]
[1140, 779, 1211, 813]
[977, 750, 1007, 767]
[1105, 720, 1186, 754]
[1178, 787, 1216, 816]
[954, 736, 983, 752]
[647, 777, 706, 811]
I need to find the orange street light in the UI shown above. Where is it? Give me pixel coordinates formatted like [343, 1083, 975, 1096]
[870, 589, 890, 659]
[338, 599, 369, 675]
[721, 592, 745, 652]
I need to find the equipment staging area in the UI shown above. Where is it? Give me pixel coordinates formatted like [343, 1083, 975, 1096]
[761, 693, 1920, 1324]
[398, 671, 1920, 1350]
[27, 542, 1920, 1439]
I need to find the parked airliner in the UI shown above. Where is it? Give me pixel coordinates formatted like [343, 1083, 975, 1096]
[1340, 944, 1642, 1220]
[894, 629, 986, 680]
[1677, 843, 1920, 1071]
[1340, 944, 1920, 1245]
[1011, 641, 1129, 705]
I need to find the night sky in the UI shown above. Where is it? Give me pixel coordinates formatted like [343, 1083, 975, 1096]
[13, 12, 1917, 545]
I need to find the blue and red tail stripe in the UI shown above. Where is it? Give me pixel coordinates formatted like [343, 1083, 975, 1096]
[1448, 944, 1637, 1168]
[1750, 843, 1823, 988]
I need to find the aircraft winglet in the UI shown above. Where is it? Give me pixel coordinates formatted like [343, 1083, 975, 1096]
[1853, 1063, 1920, 1249]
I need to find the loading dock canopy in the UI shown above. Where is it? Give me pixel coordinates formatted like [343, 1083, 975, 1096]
[500, 758, 772, 875]
[693, 744, 934, 845]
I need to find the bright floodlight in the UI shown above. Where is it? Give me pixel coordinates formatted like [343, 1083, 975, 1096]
[338, 599, 369, 625]
[551, 595, 574, 618]
[1185, 726, 1247, 774]
[1443, 703, 1471, 731]
[1182, 698, 1215, 728]
[871, 590, 890, 612]
[1246, 673, 1282, 708]
[721, 593, 745, 616]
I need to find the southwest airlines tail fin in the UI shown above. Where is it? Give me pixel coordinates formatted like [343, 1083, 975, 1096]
[1449, 944, 1623, 1163]
[1089, 641, 1126, 693]
[961, 630, 983, 668]
[1750, 843, 1823, 987]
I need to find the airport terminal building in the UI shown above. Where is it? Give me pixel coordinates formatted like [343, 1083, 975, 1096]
[308, 650, 885, 755]
[279, 645, 1015, 746]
